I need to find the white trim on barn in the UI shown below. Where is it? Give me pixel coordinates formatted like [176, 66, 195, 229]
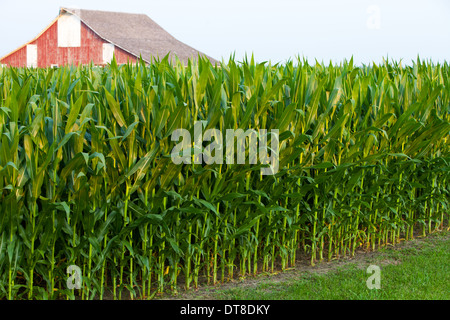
[102, 43, 115, 64]
[26, 44, 38, 68]
[58, 12, 81, 47]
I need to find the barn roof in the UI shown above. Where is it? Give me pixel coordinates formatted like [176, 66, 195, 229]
[60, 7, 217, 65]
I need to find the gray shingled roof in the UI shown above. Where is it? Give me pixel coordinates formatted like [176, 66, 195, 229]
[61, 7, 218, 65]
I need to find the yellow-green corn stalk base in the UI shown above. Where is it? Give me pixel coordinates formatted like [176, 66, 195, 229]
[0, 56, 449, 300]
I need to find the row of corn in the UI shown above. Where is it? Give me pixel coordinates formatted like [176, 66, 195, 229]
[0, 56, 448, 299]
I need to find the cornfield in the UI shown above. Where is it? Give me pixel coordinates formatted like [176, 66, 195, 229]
[0, 56, 449, 300]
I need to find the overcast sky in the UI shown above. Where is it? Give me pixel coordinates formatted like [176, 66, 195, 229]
[0, 0, 449, 65]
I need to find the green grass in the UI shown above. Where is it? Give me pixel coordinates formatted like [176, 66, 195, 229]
[207, 231, 450, 300]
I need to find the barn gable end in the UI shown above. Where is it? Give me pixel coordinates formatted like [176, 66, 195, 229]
[0, 13, 136, 68]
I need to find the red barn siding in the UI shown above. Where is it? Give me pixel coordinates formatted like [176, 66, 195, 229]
[1, 46, 27, 67]
[114, 46, 136, 64]
[1, 19, 137, 67]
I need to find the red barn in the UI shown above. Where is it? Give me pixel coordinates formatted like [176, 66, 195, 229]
[0, 7, 217, 67]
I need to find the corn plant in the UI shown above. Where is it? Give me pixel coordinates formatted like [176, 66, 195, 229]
[0, 55, 448, 300]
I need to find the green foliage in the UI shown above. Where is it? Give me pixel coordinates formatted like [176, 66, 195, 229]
[0, 56, 448, 299]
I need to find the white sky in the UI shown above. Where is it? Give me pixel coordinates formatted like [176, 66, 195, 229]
[0, 0, 449, 65]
